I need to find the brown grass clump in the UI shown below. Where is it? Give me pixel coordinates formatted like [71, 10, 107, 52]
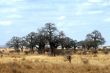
[93, 54, 98, 57]
[64, 55, 72, 63]
[21, 57, 26, 61]
[81, 57, 89, 64]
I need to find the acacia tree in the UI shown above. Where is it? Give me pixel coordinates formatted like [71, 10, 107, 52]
[59, 31, 77, 50]
[86, 30, 105, 50]
[19, 37, 27, 52]
[77, 40, 86, 49]
[64, 37, 75, 49]
[71, 40, 77, 51]
[6, 36, 21, 52]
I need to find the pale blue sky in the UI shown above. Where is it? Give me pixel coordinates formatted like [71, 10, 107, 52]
[0, 0, 110, 46]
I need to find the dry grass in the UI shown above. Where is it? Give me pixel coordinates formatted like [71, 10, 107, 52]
[1, 53, 110, 73]
[0, 61, 110, 73]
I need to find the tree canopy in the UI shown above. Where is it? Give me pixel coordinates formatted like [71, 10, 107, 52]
[6, 23, 105, 55]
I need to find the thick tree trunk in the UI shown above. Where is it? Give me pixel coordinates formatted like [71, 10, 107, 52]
[30, 46, 34, 54]
[51, 48, 56, 56]
[21, 47, 23, 52]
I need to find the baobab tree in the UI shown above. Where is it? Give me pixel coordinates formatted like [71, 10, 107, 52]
[86, 30, 105, 50]
[44, 23, 57, 56]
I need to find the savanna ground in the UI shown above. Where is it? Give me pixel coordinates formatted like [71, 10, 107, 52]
[0, 50, 110, 73]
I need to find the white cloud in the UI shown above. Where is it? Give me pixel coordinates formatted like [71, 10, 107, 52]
[82, 2, 92, 6]
[101, 2, 110, 6]
[75, 6, 84, 16]
[75, 1, 106, 16]
[58, 16, 66, 21]
[87, 10, 103, 14]
[7, 14, 22, 19]
[88, 0, 110, 6]
[88, 0, 103, 3]
[1, 8, 18, 13]
[75, 2, 92, 16]
[0, 20, 13, 26]
[75, 11, 83, 16]
[104, 17, 110, 22]
[10, 0, 23, 2]
[0, 0, 23, 4]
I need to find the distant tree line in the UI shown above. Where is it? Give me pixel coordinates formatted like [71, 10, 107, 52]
[6, 23, 105, 56]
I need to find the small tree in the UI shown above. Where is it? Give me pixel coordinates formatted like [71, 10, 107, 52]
[19, 37, 27, 52]
[64, 37, 75, 49]
[71, 40, 77, 52]
[86, 30, 105, 50]
[59, 31, 65, 50]
[37, 28, 47, 54]
[25, 32, 37, 53]
[6, 36, 21, 52]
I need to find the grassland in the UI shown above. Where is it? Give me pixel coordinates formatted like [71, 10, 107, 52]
[1, 53, 110, 73]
